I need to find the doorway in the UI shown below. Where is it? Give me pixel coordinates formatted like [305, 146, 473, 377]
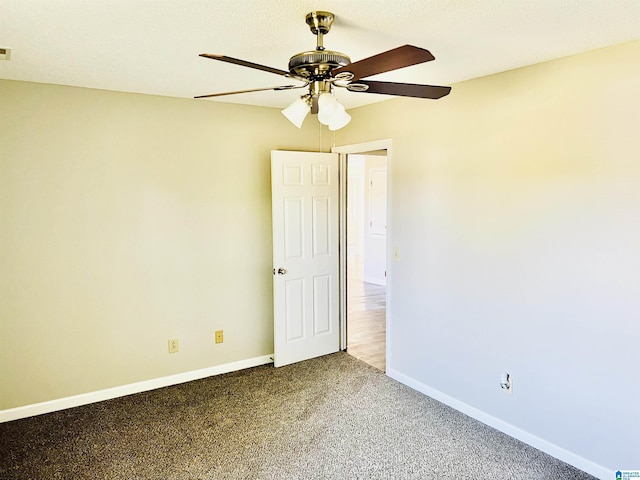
[331, 139, 393, 372]
[345, 152, 387, 371]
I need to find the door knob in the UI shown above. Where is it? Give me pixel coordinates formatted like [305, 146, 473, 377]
[277, 268, 287, 275]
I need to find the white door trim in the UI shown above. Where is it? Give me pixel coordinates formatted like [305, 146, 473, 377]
[332, 140, 393, 368]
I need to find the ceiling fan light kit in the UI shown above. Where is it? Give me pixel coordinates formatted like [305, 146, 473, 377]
[317, 93, 341, 123]
[317, 93, 351, 130]
[281, 96, 310, 128]
[327, 108, 352, 131]
[196, 11, 451, 130]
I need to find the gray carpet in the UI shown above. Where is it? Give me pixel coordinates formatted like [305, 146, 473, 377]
[1, 352, 595, 479]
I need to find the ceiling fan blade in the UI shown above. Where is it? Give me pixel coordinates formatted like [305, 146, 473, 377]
[195, 84, 307, 99]
[347, 80, 451, 99]
[199, 54, 305, 81]
[332, 45, 435, 81]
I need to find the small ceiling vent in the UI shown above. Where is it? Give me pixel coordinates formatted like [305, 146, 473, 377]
[0, 48, 12, 60]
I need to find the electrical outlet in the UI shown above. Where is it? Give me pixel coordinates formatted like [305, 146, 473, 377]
[215, 330, 224, 344]
[500, 372, 513, 395]
[168, 338, 179, 353]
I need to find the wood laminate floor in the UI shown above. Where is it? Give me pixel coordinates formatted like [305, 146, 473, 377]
[346, 258, 386, 371]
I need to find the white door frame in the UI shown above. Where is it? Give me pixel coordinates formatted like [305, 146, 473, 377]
[332, 139, 392, 369]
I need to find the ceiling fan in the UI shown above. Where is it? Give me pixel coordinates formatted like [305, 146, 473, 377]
[195, 11, 451, 130]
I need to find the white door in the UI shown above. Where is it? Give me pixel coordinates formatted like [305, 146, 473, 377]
[271, 150, 340, 367]
[364, 165, 387, 286]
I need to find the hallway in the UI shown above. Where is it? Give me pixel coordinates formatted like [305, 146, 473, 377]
[346, 258, 386, 371]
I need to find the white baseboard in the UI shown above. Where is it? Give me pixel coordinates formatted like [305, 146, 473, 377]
[387, 368, 611, 480]
[1, 354, 274, 423]
[363, 275, 386, 286]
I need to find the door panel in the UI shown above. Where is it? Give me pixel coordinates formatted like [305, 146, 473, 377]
[272, 150, 340, 367]
[312, 197, 330, 256]
[313, 274, 331, 334]
[284, 198, 303, 258]
[285, 279, 305, 341]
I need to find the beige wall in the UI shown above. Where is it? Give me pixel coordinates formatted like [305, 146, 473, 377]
[335, 40, 640, 472]
[0, 80, 326, 409]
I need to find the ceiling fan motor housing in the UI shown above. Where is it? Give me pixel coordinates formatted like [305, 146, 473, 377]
[288, 50, 351, 79]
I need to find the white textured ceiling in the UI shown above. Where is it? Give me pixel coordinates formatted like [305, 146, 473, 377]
[1, 0, 640, 109]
